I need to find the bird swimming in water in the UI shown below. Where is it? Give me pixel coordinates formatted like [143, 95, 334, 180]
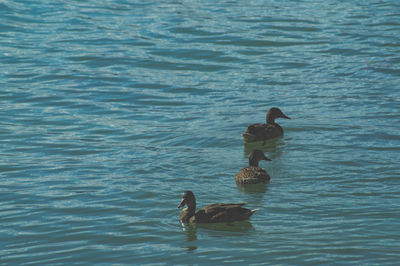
[242, 107, 290, 143]
[235, 150, 271, 184]
[178, 190, 256, 223]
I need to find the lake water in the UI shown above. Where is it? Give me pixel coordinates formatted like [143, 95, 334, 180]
[1, 0, 400, 264]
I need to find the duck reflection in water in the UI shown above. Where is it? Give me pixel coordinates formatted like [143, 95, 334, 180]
[181, 223, 197, 252]
[243, 137, 284, 157]
[180, 220, 254, 252]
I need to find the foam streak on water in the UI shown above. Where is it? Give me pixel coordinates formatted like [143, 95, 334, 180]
[1, 0, 400, 264]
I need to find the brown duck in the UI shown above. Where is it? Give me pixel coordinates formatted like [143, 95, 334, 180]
[235, 150, 271, 184]
[242, 107, 290, 143]
[178, 191, 256, 223]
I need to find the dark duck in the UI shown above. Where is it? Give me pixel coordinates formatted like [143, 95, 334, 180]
[235, 150, 272, 184]
[242, 107, 290, 143]
[178, 191, 256, 223]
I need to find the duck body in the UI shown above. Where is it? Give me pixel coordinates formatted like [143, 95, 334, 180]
[235, 166, 270, 184]
[243, 123, 284, 143]
[235, 150, 271, 184]
[243, 107, 290, 143]
[180, 203, 255, 223]
[178, 191, 256, 224]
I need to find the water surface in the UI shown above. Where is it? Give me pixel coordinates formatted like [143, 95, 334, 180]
[1, 0, 400, 264]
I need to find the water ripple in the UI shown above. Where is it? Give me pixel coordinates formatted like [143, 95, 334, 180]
[1, 0, 400, 264]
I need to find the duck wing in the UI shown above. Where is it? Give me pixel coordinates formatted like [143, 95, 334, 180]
[193, 203, 255, 223]
[243, 123, 283, 142]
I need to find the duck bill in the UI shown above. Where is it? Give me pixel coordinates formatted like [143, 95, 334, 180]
[178, 198, 186, 208]
[263, 156, 272, 161]
[281, 113, 291, 119]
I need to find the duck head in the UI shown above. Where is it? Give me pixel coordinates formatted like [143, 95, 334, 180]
[266, 107, 291, 124]
[249, 150, 271, 167]
[178, 190, 196, 212]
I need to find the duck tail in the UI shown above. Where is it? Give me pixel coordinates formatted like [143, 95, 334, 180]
[248, 209, 257, 217]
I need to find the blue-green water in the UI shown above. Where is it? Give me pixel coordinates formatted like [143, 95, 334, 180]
[1, 0, 400, 264]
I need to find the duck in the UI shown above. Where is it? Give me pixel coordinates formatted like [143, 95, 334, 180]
[178, 190, 256, 223]
[235, 150, 271, 184]
[242, 107, 290, 143]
